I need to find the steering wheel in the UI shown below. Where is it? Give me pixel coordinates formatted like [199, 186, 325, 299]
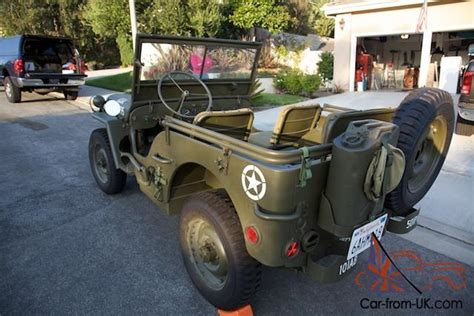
[157, 71, 212, 119]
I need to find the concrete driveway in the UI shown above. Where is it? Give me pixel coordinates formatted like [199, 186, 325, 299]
[1, 90, 473, 315]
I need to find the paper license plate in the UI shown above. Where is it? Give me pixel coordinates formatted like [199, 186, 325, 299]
[347, 214, 388, 260]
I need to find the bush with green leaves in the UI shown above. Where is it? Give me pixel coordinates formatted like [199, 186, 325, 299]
[300, 74, 321, 95]
[275, 69, 321, 97]
[116, 34, 134, 66]
[317, 51, 334, 81]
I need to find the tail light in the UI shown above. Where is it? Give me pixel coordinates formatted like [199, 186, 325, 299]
[285, 241, 299, 258]
[80, 60, 87, 74]
[245, 226, 260, 244]
[461, 71, 473, 95]
[68, 63, 77, 71]
[14, 59, 24, 75]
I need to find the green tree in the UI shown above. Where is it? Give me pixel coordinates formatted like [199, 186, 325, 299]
[145, 0, 223, 37]
[0, 0, 61, 36]
[145, 0, 188, 36]
[216, 0, 246, 39]
[0, 0, 121, 66]
[285, 0, 312, 35]
[84, 0, 133, 65]
[229, 0, 290, 34]
[187, 0, 223, 37]
[309, 0, 334, 37]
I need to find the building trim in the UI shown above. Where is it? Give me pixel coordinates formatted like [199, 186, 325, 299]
[322, 0, 436, 16]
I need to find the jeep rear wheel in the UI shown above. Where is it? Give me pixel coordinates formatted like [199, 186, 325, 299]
[4, 77, 21, 103]
[89, 128, 127, 194]
[180, 191, 261, 310]
[386, 88, 454, 216]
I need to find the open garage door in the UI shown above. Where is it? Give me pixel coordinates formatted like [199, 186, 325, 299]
[354, 31, 474, 93]
[354, 34, 423, 91]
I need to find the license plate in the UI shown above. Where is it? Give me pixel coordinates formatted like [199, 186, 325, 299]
[49, 79, 60, 84]
[347, 214, 388, 260]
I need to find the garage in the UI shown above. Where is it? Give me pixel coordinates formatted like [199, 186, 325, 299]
[323, 0, 474, 93]
[355, 30, 473, 92]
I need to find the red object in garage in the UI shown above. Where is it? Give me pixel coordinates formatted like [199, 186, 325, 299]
[356, 53, 373, 90]
[355, 68, 364, 83]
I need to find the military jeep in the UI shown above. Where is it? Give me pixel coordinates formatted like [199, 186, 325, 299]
[88, 34, 454, 310]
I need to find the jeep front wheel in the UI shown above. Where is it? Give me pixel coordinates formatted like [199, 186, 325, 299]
[386, 88, 454, 215]
[179, 191, 261, 310]
[4, 77, 21, 103]
[88, 128, 127, 194]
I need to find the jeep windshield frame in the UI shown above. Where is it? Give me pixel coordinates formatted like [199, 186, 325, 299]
[131, 34, 262, 113]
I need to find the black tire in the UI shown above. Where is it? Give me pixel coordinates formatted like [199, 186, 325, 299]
[64, 91, 78, 100]
[385, 88, 454, 215]
[88, 128, 127, 194]
[455, 114, 474, 136]
[4, 77, 21, 103]
[180, 191, 261, 310]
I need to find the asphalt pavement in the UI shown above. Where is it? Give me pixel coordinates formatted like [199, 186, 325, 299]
[1, 90, 473, 315]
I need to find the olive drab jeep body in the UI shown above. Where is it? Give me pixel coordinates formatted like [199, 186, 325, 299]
[88, 34, 455, 310]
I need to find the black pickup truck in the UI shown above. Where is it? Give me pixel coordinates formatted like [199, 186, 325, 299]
[0, 35, 87, 103]
[459, 57, 474, 122]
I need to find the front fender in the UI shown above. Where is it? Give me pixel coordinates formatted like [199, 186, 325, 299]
[91, 112, 130, 172]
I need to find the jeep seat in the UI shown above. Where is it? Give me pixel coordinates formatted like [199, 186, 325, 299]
[248, 103, 321, 148]
[193, 108, 254, 141]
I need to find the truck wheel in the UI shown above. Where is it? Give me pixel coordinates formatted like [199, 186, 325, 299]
[180, 191, 261, 310]
[4, 77, 21, 103]
[64, 91, 78, 100]
[385, 88, 454, 215]
[88, 128, 127, 194]
[455, 114, 474, 136]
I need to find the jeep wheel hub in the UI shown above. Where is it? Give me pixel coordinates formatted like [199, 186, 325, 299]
[186, 218, 228, 290]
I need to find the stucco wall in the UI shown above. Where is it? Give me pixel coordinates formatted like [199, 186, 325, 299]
[332, 1, 474, 90]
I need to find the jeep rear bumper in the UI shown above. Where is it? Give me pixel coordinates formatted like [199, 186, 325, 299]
[12, 73, 86, 89]
[305, 208, 419, 283]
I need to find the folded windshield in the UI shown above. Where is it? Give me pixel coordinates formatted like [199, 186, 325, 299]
[140, 42, 257, 81]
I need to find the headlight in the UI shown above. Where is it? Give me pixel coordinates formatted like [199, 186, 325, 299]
[104, 100, 123, 117]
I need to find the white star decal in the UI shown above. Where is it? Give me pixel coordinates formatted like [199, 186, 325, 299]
[246, 171, 261, 194]
[241, 165, 266, 201]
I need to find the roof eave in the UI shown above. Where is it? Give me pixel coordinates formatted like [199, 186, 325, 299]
[322, 0, 432, 16]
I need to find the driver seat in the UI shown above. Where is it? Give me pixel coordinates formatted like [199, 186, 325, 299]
[193, 109, 254, 141]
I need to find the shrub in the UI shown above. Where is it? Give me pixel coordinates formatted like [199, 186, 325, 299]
[250, 79, 265, 101]
[274, 69, 321, 97]
[317, 51, 334, 81]
[116, 34, 134, 66]
[86, 61, 105, 71]
[258, 42, 280, 69]
[300, 74, 321, 96]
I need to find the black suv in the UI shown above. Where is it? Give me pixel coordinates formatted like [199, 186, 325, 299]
[0, 35, 87, 103]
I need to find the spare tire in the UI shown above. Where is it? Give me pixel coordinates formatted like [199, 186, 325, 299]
[385, 88, 454, 216]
